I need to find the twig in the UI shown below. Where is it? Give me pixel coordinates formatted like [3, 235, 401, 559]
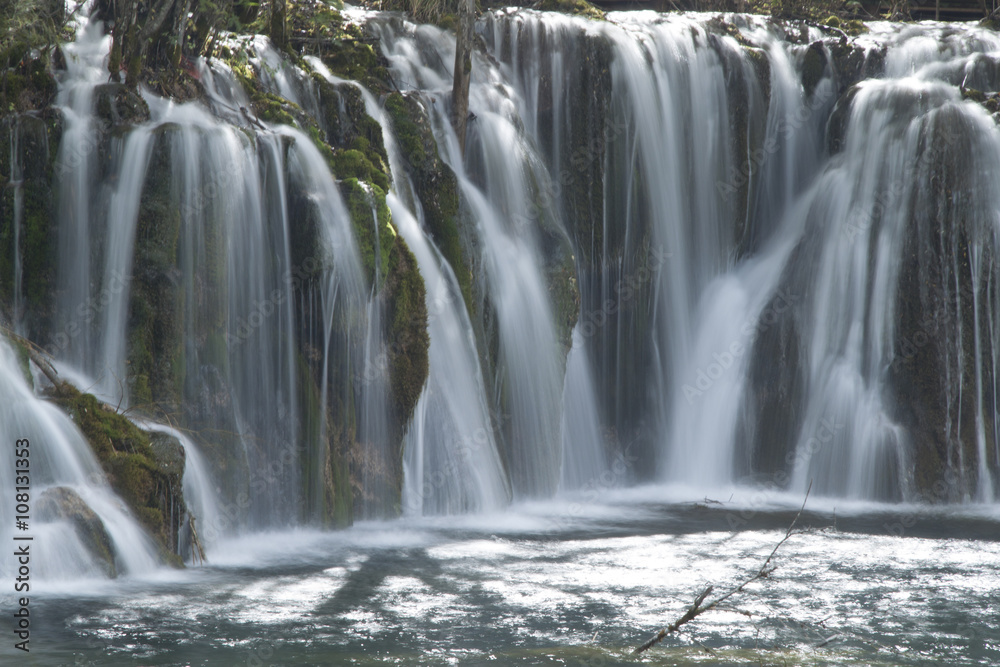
[632, 482, 813, 655]
[188, 514, 208, 566]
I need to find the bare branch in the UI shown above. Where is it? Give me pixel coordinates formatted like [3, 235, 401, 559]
[1, 325, 60, 386]
[632, 481, 813, 655]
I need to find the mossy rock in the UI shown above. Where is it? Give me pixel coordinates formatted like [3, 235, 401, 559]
[94, 83, 151, 127]
[37, 486, 118, 577]
[128, 126, 183, 409]
[315, 21, 392, 94]
[332, 147, 390, 192]
[340, 177, 395, 288]
[843, 19, 868, 36]
[800, 41, 828, 99]
[385, 236, 429, 427]
[315, 79, 391, 190]
[50, 382, 187, 559]
[962, 87, 1000, 116]
[351, 230, 428, 518]
[383, 91, 472, 313]
[0, 56, 56, 113]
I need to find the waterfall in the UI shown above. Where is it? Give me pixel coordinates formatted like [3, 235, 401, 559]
[0, 339, 161, 580]
[4, 8, 1000, 587]
[391, 195, 510, 513]
[45, 13, 369, 535]
[374, 18, 590, 499]
[140, 421, 223, 554]
[314, 10, 1000, 505]
[53, 16, 111, 368]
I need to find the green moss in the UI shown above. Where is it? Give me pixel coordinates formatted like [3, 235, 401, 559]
[316, 22, 392, 94]
[331, 147, 390, 192]
[385, 234, 429, 465]
[843, 19, 868, 35]
[383, 92, 472, 313]
[51, 382, 187, 560]
[250, 88, 298, 126]
[537, 0, 605, 20]
[0, 56, 56, 113]
[340, 177, 395, 288]
[315, 82, 391, 188]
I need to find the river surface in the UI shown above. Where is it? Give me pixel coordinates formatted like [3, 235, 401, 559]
[4, 488, 998, 666]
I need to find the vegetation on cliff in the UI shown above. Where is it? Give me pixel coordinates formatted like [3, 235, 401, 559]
[49, 381, 187, 564]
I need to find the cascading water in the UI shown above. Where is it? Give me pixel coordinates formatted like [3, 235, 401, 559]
[3, 6, 1000, 600]
[52, 16, 111, 374]
[304, 53, 513, 512]
[0, 339, 161, 581]
[475, 12, 1000, 503]
[374, 18, 592, 498]
[5, 6, 1000, 663]
[139, 421, 222, 553]
[30, 11, 369, 546]
[391, 195, 510, 513]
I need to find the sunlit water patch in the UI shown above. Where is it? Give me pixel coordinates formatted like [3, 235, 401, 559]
[2, 498, 997, 666]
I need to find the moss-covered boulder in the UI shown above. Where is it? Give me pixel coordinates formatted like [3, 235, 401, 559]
[94, 83, 151, 127]
[37, 486, 118, 577]
[315, 79, 391, 189]
[383, 91, 472, 311]
[316, 21, 392, 95]
[337, 177, 429, 518]
[49, 382, 187, 562]
[384, 232, 429, 433]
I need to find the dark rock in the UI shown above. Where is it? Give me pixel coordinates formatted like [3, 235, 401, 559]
[37, 486, 117, 577]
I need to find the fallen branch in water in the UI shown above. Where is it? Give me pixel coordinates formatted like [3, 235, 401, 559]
[632, 482, 813, 656]
[188, 514, 208, 566]
[1, 325, 61, 386]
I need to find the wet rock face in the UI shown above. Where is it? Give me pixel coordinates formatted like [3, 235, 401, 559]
[739, 254, 809, 483]
[0, 112, 61, 340]
[94, 83, 151, 127]
[889, 106, 1000, 500]
[37, 486, 118, 577]
[50, 382, 187, 561]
